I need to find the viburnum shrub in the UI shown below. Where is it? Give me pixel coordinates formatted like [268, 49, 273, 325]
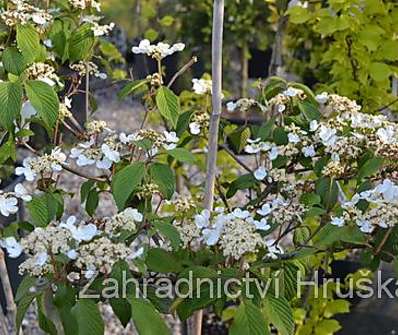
[1, 1, 398, 335]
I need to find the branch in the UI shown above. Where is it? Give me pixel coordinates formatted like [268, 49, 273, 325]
[0, 249, 17, 334]
[167, 56, 198, 89]
[192, 2, 224, 334]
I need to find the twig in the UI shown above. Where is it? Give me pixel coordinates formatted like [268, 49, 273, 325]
[377, 98, 398, 112]
[167, 57, 198, 89]
[85, 62, 90, 123]
[61, 164, 107, 183]
[375, 227, 393, 255]
[0, 249, 17, 334]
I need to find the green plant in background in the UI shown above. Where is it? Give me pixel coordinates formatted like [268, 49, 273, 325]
[286, 0, 398, 112]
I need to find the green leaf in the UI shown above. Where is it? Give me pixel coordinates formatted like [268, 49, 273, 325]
[315, 319, 341, 335]
[168, 148, 196, 164]
[72, 300, 104, 335]
[298, 100, 321, 121]
[150, 163, 175, 200]
[228, 127, 251, 153]
[0, 81, 23, 129]
[131, 298, 171, 335]
[153, 221, 181, 250]
[16, 24, 41, 63]
[3, 47, 26, 75]
[25, 80, 59, 129]
[273, 127, 288, 145]
[315, 224, 365, 247]
[287, 6, 312, 24]
[358, 157, 383, 180]
[118, 80, 148, 99]
[16, 294, 37, 334]
[111, 162, 145, 211]
[300, 193, 321, 206]
[85, 189, 99, 216]
[110, 298, 131, 328]
[27, 193, 59, 227]
[69, 24, 95, 62]
[80, 180, 95, 203]
[369, 62, 391, 82]
[230, 300, 269, 335]
[146, 248, 182, 272]
[264, 295, 294, 335]
[176, 110, 193, 136]
[256, 117, 276, 141]
[15, 276, 37, 302]
[315, 177, 338, 210]
[227, 174, 257, 198]
[156, 86, 180, 128]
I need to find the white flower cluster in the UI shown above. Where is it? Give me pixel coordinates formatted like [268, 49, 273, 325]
[70, 61, 107, 80]
[226, 98, 267, 113]
[16, 148, 66, 181]
[81, 15, 114, 36]
[25, 63, 63, 87]
[332, 179, 398, 233]
[268, 87, 306, 113]
[1, 0, 52, 28]
[104, 208, 143, 236]
[189, 112, 209, 136]
[192, 78, 212, 95]
[1, 208, 143, 278]
[132, 39, 185, 60]
[0, 183, 31, 217]
[69, 0, 101, 11]
[70, 121, 179, 169]
[190, 208, 275, 260]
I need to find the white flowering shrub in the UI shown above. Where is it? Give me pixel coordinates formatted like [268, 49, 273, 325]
[0, 1, 397, 335]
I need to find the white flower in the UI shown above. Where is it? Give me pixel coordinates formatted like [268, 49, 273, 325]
[331, 216, 344, 227]
[227, 101, 237, 112]
[202, 221, 224, 246]
[34, 252, 48, 266]
[376, 127, 396, 144]
[251, 218, 270, 231]
[302, 145, 316, 158]
[265, 239, 284, 259]
[61, 216, 98, 242]
[0, 195, 18, 217]
[374, 179, 398, 203]
[67, 249, 78, 260]
[119, 132, 137, 144]
[189, 122, 201, 135]
[254, 166, 267, 181]
[318, 125, 337, 146]
[0, 237, 23, 258]
[232, 208, 250, 219]
[163, 131, 179, 150]
[43, 39, 53, 48]
[357, 220, 374, 233]
[315, 92, 329, 104]
[288, 133, 300, 144]
[101, 144, 120, 163]
[283, 87, 301, 97]
[309, 120, 319, 132]
[84, 265, 97, 279]
[194, 209, 210, 229]
[192, 78, 212, 95]
[278, 104, 286, 113]
[14, 183, 32, 202]
[269, 146, 279, 160]
[15, 158, 36, 181]
[31, 13, 47, 25]
[123, 208, 143, 222]
[132, 39, 185, 59]
[257, 203, 272, 216]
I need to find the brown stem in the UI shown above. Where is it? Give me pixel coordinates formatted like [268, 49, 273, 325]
[375, 227, 393, 255]
[167, 56, 198, 89]
[0, 249, 17, 334]
[191, 2, 225, 335]
[61, 164, 107, 183]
